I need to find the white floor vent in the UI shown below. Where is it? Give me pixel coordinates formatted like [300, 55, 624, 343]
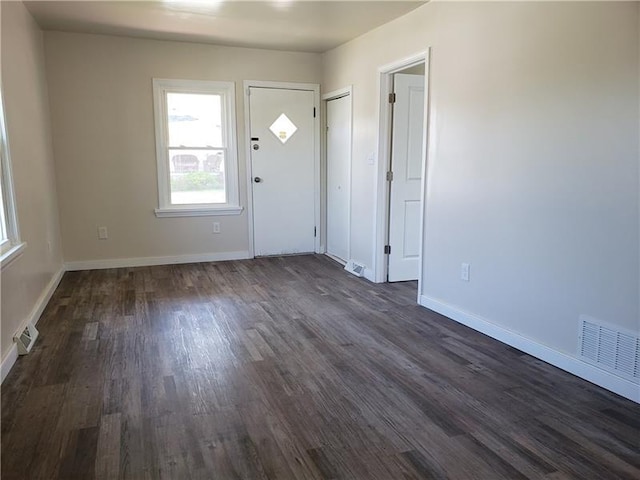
[579, 315, 639, 384]
[14, 322, 39, 355]
[344, 260, 365, 278]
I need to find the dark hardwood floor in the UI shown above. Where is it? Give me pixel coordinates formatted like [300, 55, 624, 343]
[2, 254, 639, 479]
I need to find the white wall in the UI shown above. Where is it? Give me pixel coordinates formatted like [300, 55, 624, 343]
[0, 2, 64, 361]
[44, 32, 322, 265]
[322, 2, 639, 358]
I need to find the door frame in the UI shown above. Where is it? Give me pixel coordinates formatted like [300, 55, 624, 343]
[322, 86, 353, 264]
[243, 80, 321, 258]
[373, 50, 431, 296]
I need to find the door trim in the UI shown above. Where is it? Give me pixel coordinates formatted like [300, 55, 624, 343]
[322, 86, 353, 263]
[243, 80, 321, 258]
[373, 50, 431, 299]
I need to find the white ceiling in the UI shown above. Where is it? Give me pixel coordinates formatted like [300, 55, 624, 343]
[25, 1, 427, 53]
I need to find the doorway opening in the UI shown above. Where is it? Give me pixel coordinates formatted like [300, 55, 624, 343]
[374, 51, 430, 299]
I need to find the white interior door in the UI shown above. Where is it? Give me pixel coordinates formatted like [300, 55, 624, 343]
[388, 73, 425, 282]
[249, 87, 316, 256]
[326, 94, 351, 262]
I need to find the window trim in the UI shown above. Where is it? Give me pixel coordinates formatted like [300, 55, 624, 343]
[0, 86, 25, 269]
[152, 78, 243, 217]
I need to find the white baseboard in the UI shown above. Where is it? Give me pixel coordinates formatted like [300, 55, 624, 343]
[1, 266, 65, 384]
[65, 250, 251, 271]
[324, 253, 347, 266]
[1, 344, 18, 384]
[419, 295, 640, 404]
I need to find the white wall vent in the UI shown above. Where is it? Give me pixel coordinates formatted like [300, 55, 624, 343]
[579, 315, 639, 384]
[344, 260, 365, 278]
[14, 322, 39, 355]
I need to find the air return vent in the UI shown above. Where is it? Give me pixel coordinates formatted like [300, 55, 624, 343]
[579, 315, 639, 383]
[344, 260, 365, 278]
[14, 322, 39, 355]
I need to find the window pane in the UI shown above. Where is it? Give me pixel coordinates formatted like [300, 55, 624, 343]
[269, 113, 297, 144]
[167, 93, 222, 147]
[169, 149, 226, 205]
[0, 155, 7, 242]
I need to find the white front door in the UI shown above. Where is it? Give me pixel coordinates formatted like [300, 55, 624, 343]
[388, 73, 425, 282]
[249, 87, 316, 256]
[326, 94, 351, 263]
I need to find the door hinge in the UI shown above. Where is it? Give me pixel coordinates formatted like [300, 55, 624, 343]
[314, 226, 317, 237]
[384, 245, 391, 254]
[386, 171, 394, 181]
[388, 92, 396, 104]
[313, 107, 316, 118]
[246, 87, 251, 96]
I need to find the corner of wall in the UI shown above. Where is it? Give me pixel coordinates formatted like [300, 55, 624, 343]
[1, 0, 66, 367]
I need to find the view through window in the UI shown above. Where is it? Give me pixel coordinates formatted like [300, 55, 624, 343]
[167, 92, 227, 205]
[0, 87, 23, 264]
[0, 157, 8, 250]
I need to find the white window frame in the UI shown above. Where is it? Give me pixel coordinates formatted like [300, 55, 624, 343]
[152, 78, 243, 217]
[0, 86, 25, 269]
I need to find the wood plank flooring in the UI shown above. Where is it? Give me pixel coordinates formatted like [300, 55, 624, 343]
[2, 254, 639, 479]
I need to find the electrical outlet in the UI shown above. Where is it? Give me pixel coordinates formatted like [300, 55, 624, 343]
[97, 226, 108, 240]
[461, 263, 470, 282]
[213, 222, 221, 234]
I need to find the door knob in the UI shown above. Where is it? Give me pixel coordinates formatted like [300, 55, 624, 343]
[254, 177, 262, 183]
[253, 144, 260, 150]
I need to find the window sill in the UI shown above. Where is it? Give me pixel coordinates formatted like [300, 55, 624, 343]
[154, 206, 244, 218]
[1, 242, 26, 270]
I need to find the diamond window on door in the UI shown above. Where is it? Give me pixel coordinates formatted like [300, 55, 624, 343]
[269, 113, 297, 144]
